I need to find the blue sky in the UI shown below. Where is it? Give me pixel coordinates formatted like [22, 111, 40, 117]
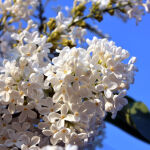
[44, 0, 150, 149]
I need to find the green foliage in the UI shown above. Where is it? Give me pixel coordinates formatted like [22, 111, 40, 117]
[105, 96, 150, 144]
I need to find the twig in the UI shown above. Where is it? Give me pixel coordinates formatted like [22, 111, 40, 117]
[85, 23, 109, 39]
[37, 0, 47, 33]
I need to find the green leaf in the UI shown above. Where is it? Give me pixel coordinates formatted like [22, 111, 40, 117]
[105, 96, 150, 144]
[129, 102, 150, 142]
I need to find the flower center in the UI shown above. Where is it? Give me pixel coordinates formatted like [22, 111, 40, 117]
[59, 80, 63, 83]
[27, 83, 31, 86]
[11, 99, 15, 103]
[3, 123, 6, 127]
[24, 108, 28, 111]
[2, 136, 7, 141]
[50, 108, 54, 112]
[19, 91, 24, 96]
[110, 66, 114, 72]
[74, 77, 79, 81]
[64, 70, 67, 74]
[104, 86, 108, 90]
[95, 102, 99, 106]
[61, 129, 67, 133]
[75, 112, 79, 116]
[4, 87, 9, 91]
[61, 115, 66, 119]
[62, 89, 66, 94]
[26, 52, 31, 56]
[13, 139, 17, 143]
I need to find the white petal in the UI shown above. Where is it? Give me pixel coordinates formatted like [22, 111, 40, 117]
[21, 144, 29, 150]
[12, 122, 21, 131]
[7, 129, 15, 138]
[65, 114, 75, 122]
[118, 90, 127, 98]
[20, 135, 30, 146]
[48, 112, 60, 122]
[3, 114, 12, 123]
[4, 139, 14, 147]
[105, 102, 113, 112]
[50, 137, 59, 145]
[57, 119, 65, 128]
[42, 130, 52, 136]
[54, 103, 61, 112]
[22, 122, 31, 131]
[105, 89, 112, 99]
[38, 122, 49, 129]
[61, 104, 68, 115]
[19, 111, 27, 123]
[31, 136, 40, 146]
[39, 108, 49, 115]
[8, 103, 15, 114]
[109, 82, 118, 90]
[95, 84, 104, 91]
[28, 110, 37, 119]
[128, 57, 136, 64]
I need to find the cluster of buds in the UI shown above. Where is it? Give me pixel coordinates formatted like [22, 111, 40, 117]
[76, 0, 150, 24]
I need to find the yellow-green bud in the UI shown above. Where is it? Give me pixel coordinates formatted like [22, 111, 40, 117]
[62, 39, 75, 48]
[47, 18, 56, 31]
[72, 3, 86, 17]
[108, 9, 114, 16]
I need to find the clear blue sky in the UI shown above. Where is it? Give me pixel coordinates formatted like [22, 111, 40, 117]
[45, 0, 150, 149]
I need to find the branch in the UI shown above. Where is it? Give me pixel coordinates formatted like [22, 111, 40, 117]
[85, 23, 109, 39]
[37, 0, 47, 33]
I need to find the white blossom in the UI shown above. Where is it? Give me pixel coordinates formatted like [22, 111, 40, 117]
[0, 4, 137, 148]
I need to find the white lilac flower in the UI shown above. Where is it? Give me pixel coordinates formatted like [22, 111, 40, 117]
[86, 37, 136, 115]
[65, 145, 78, 150]
[69, 103, 89, 122]
[48, 104, 75, 128]
[69, 27, 86, 44]
[69, 132, 87, 145]
[55, 12, 72, 32]
[0, 129, 9, 145]
[143, 0, 150, 12]
[42, 123, 71, 145]
[5, 90, 24, 114]
[96, 75, 118, 99]
[4, 129, 23, 148]
[20, 135, 40, 150]
[11, 122, 30, 133]
[38, 115, 54, 130]
[2, 60, 23, 81]
[52, 128, 71, 145]
[112, 90, 128, 118]
[91, 0, 110, 9]
[0, 115, 12, 135]
[0, 32, 14, 61]
[41, 145, 63, 150]
[38, 97, 61, 115]
[16, 104, 37, 123]
[41, 144, 78, 150]
[0, 0, 39, 21]
[0, 19, 137, 149]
